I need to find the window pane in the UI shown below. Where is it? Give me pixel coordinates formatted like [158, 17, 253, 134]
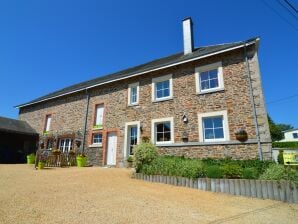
[156, 90, 163, 98]
[131, 87, 137, 103]
[201, 80, 209, 90]
[156, 122, 171, 142]
[45, 115, 51, 131]
[203, 118, 213, 129]
[209, 69, 218, 79]
[204, 129, 214, 139]
[200, 72, 209, 81]
[164, 122, 171, 132]
[214, 128, 224, 139]
[156, 80, 170, 99]
[156, 132, 164, 142]
[213, 117, 223, 128]
[163, 131, 171, 141]
[163, 80, 169, 89]
[96, 105, 104, 125]
[163, 88, 170, 97]
[156, 123, 164, 132]
[156, 82, 163, 91]
[93, 134, 102, 144]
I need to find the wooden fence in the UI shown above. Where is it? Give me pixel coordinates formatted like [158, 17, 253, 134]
[134, 173, 298, 203]
[36, 150, 77, 167]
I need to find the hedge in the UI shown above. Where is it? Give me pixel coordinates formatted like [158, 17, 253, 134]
[272, 141, 298, 149]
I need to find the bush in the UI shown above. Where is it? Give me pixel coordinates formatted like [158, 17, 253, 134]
[242, 167, 259, 179]
[272, 141, 298, 149]
[133, 142, 158, 172]
[206, 165, 223, 178]
[277, 150, 284, 165]
[221, 164, 243, 178]
[259, 164, 286, 180]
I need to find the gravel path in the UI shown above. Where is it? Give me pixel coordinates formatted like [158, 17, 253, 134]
[0, 164, 297, 224]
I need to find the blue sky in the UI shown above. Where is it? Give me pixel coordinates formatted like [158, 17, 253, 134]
[0, 0, 297, 127]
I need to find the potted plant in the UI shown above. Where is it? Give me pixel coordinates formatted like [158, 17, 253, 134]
[93, 124, 103, 129]
[235, 129, 248, 142]
[26, 153, 35, 164]
[76, 153, 87, 167]
[126, 155, 134, 168]
[52, 149, 61, 156]
[38, 154, 47, 169]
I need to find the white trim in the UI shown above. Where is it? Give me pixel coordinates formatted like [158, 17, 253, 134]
[89, 144, 103, 148]
[127, 82, 139, 106]
[17, 41, 257, 108]
[151, 117, 174, 145]
[198, 110, 230, 142]
[195, 61, 224, 94]
[152, 74, 173, 102]
[124, 121, 141, 158]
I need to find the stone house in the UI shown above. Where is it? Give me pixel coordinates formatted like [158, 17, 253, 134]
[16, 18, 272, 166]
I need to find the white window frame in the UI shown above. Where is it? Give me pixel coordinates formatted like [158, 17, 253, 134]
[45, 115, 52, 132]
[124, 121, 141, 158]
[59, 138, 73, 153]
[151, 117, 174, 145]
[90, 133, 103, 147]
[195, 61, 224, 94]
[152, 74, 173, 102]
[128, 82, 139, 106]
[198, 110, 230, 142]
[94, 104, 104, 129]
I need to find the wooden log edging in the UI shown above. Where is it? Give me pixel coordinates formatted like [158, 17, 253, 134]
[133, 173, 298, 203]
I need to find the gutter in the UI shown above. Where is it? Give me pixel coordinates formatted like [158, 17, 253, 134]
[81, 90, 90, 153]
[243, 39, 263, 160]
[16, 40, 257, 108]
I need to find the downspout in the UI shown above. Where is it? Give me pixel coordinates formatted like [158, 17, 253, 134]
[243, 42, 263, 160]
[82, 89, 90, 153]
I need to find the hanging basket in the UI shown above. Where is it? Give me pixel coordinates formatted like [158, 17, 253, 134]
[235, 129, 248, 142]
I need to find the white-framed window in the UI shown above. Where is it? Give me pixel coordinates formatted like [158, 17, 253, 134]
[124, 121, 141, 157]
[59, 138, 73, 153]
[293, 133, 298, 139]
[94, 104, 104, 129]
[128, 82, 139, 105]
[44, 115, 52, 132]
[92, 133, 103, 145]
[198, 110, 229, 142]
[195, 61, 224, 94]
[152, 74, 173, 102]
[151, 117, 174, 145]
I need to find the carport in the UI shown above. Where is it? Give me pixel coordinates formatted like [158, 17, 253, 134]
[0, 116, 38, 163]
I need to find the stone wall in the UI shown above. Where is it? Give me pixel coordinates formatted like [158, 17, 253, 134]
[19, 45, 271, 166]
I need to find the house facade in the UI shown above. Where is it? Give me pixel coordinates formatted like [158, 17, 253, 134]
[17, 18, 272, 166]
[279, 129, 298, 142]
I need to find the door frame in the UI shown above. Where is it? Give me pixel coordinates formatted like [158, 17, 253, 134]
[103, 128, 120, 166]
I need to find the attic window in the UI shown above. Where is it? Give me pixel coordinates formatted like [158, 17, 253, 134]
[44, 115, 52, 132]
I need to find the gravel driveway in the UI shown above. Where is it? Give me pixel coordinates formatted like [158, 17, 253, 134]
[0, 165, 297, 224]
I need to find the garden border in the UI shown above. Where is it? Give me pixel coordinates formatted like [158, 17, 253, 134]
[133, 173, 298, 203]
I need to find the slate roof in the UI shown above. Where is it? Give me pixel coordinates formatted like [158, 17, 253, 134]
[0, 116, 38, 135]
[16, 37, 258, 108]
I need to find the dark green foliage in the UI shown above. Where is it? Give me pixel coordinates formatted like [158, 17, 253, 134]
[268, 115, 293, 142]
[139, 156, 205, 179]
[205, 165, 223, 178]
[242, 167, 259, 179]
[221, 164, 243, 178]
[277, 150, 284, 164]
[272, 141, 298, 149]
[133, 142, 158, 172]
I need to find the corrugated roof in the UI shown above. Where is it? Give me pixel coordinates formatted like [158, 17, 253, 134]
[16, 37, 258, 108]
[0, 116, 38, 135]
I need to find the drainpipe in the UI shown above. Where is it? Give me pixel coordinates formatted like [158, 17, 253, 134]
[82, 89, 90, 153]
[243, 42, 263, 161]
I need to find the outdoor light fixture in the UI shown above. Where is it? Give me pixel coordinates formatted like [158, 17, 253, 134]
[140, 124, 143, 132]
[182, 113, 188, 123]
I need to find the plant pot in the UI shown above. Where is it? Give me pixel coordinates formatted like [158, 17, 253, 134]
[27, 154, 35, 164]
[38, 161, 45, 169]
[235, 134, 248, 142]
[76, 156, 87, 167]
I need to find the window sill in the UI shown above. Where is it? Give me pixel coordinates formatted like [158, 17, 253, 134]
[197, 87, 224, 95]
[155, 141, 174, 146]
[92, 127, 103, 131]
[89, 144, 103, 148]
[152, 97, 173, 103]
[128, 103, 139, 107]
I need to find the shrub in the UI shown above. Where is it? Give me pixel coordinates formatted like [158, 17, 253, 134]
[206, 165, 223, 178]
[133, 142, 158, 172]
[221, 164, 243, 178]
[277, 150, 284, 165]
[127, 155, 134, 163]
[259, 164, 286, 180]
[272, 141, 298, 149]
[242, 167, 259, 179]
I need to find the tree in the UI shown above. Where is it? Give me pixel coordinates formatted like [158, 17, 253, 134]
[268, 115, 293, 142]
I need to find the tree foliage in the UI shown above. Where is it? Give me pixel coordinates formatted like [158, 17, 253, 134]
[268, 115, 293, 142]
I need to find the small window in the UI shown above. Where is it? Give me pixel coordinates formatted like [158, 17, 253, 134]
[94, 104, 104, 129]
[198, 110, 229, 142]
[129, 126, 138, 155]
[195, 62, 224, 94]
[151, 117, 174, 144]
[293, 133, 298, 139]
[92, 133, 103, 145]
[59, 138, 73, 153]
[128, 82, 139, 105]
[44, 115, 52, 132]
[203, 117, 224, 141]
[152, 74, 173, 102]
